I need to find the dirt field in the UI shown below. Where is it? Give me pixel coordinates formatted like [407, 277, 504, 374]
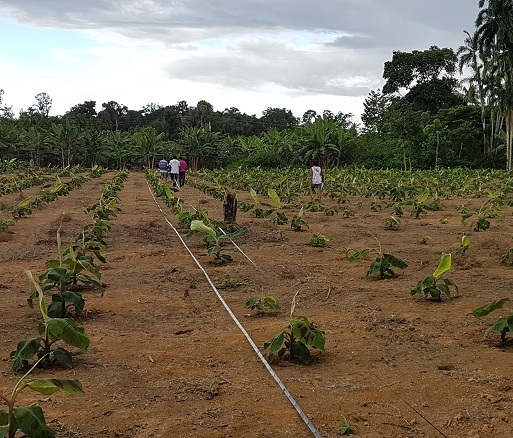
[1, 170, 513, 438]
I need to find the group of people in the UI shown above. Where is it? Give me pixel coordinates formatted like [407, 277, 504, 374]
[157, 158, 322, 200]
[158, 157, 187, 187]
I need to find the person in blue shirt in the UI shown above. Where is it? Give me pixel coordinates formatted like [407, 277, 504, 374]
[158, 158, 168, 181]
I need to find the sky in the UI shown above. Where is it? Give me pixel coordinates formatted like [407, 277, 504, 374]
[0, 0, 481, 123]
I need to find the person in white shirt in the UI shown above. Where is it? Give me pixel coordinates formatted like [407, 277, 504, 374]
[310, 163, 323, 202]
[168, 158, 180, 188]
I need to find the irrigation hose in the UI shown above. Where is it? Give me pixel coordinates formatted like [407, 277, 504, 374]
[146, 181, 322, 438]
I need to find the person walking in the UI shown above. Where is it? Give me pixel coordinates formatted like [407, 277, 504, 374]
[168, 157, 180, 188]
[158, 158, 168, 181]
[310, 162, 323, 202]
[179, 158, 187, 187]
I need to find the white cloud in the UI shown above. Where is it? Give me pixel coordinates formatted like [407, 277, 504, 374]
[0, 0, 480, 122]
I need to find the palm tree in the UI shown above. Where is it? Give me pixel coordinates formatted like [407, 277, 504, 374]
[476, 0, 513, 169]
[457, 29, 488, 151]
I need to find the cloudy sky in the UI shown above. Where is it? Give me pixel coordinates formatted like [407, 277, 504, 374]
[0, 0, 480, 122]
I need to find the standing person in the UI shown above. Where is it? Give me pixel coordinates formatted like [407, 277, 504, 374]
[168, 157, 180, 188]
[310, 162, 323, 202]
[158, 158, 168, 181]
[179, 158, 187, 187]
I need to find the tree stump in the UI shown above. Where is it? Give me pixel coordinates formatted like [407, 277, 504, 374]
[223, 191, 238, 224]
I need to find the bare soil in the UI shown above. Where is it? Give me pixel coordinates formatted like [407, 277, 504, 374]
[1, 171, 513, 438]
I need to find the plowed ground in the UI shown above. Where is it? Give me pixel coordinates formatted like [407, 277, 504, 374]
[1, 171, 513, 438]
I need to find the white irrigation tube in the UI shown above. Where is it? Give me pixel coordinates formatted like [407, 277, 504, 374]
[147, 181, 322, 438]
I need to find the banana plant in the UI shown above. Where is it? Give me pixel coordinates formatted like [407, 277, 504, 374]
[245, 295, 280, 314]
[28, 232, 104, 318]
[473, 298, 513, 345]
[189, 220, 245, 264]
[11, 271, 90, 372]
[411, 252, 458, 300]
[290, 207, 309, 231]
[264, 292, 325, 364]
[0, 355, 84, 438]
[367, 252, 407, 279]
[455, 235, 471, 256]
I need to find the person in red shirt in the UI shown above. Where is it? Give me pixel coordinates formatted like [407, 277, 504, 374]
[179, 159, 187, 187]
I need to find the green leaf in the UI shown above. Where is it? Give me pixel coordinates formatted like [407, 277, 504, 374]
[264, 332, 285, 363]
[461, 213, 473, 224]
[14, 406, 55, 438]
[26, 378, 84, 396]
[249, 188, 259, 206]
[61, 291, 85, 312]
[263, 295, 280, 310]
[46, 318, 90, 350]
[267, 189, 282, 209]
[291, 341, 311, 363]
[18, 196, 33, 207]
[291, 316, 325, 350]
[367, 259, 382, 277]
[485, 318, 510, 338]
[383, 253, 408, 270]
[52, 347, 73, 368]
[272, 176, 287, 186]
[207, 245, 222, 256]
[190, 220, 217, 239]
[245, 298, 264, 311]
[11, 338, 40, 372]
[418, 189, 430, 203]
[0, 422, 9, 438]
[347, 247, 375, 262]
[163, 185, 175, 200]
[473, 298, 511, 318]
[433, 252, 451, 278]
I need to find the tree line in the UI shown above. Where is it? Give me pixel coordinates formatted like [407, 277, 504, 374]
[0, 1, 510, 171]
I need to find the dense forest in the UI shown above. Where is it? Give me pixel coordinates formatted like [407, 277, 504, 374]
[0, 0, 512, 171]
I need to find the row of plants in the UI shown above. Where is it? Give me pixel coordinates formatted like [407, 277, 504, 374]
[0, 169, 55, 196]
[2, 170, 128, 438]
[191, 167, 513, 204]
[0, 167, 107, 232]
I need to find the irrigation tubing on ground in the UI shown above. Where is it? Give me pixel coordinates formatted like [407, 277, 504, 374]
[147, 181, 322, 438]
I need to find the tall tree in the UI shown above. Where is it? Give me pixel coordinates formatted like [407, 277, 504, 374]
[66, 101, 97, 118]
[476, 0, 513, 169]
[100, 101, 128, 131]
[195, 100, 214, 126]
[457, 30, 487, 150]
[33, 92, 53, 118]
[361, 89, 395, 135]
[260, 107, 299, 131]
[0, 89, 14, 118]
[382, 46, 462, 113]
